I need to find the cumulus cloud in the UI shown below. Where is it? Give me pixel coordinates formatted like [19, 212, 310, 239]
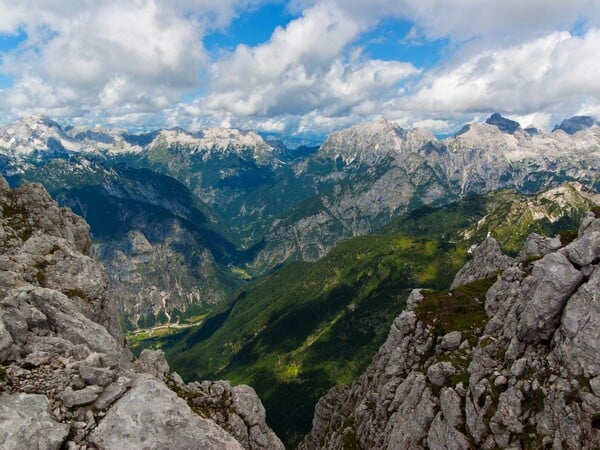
[185, 1, 600, 135]
[0, 0, 267, 121]
[191, 3, 418, 134]
[293, 0, 600, 42]
[399, 29, 600, 122]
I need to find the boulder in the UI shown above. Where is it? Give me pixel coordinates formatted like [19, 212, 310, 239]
[427, 362, 456, 386]
[133, 348, 170, 379]
[89, 376, 243, 450]
[440, 331, 462, 351]
[61, 385, 104, 407]
[516, 252, 584, 343]
[0, 392, 69, 450]
[79, 365, 115, 387]
[552, 265, 600, 376]
[519, 233, 562, 261]
[451, 236, 513, 288]
[93, 376, 131, 410]
[563, 231, 600, 266]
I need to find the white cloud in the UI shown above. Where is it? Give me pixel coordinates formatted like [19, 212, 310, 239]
[401, 29, 600, 121]
[0, 0, 267, 121]
[293, 0, 600, 42]
[199, 3, 418, 129]
[182, 1, 600, 135]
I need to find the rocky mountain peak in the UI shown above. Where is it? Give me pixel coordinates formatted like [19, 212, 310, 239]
[553, 115, 599, 135]
[319, 119, 425, 164]
[0, 175, 283, 450]
[19, 114, 62, 129]
[0, 115, 67, 157]
[152, 126, 274, 155]
[301, 210, 600, 449]
[485, 112, 521, 134]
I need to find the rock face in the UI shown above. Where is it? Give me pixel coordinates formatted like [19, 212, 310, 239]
[0, 176, 282, 450]
[486, 112, 521, 134]
[553, 115, 599, 134]
[451, 235, 514, 288]
[300, 211, 600, 450]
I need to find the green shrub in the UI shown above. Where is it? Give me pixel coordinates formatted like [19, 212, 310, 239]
[559, 229, 578, 246]
[413, 277, 495, 335]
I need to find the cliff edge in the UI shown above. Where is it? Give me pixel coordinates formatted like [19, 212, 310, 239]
[0, 176, 283, 450]
[300, 210, 600, 449]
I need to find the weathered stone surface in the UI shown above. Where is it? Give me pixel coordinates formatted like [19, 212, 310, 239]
[427, 362, 456, 386]
[61, 385, 104, 407]
[385, 372, 437, 449]
[301, 212, 600, 450]
[0, 179, 282, 450]
[440, 331, 462, 351]
[427, 413, 471, 450]
[451, 236, 513, 288]
[406, 288, 424, 309]
[93, 376, 131, 410]
[79, 365, 115, 386]
[173, 379, 285, 450]
[519, 232, 562, 261]
[89, 376, 243, 450]
[439, 388, 463, 428]
[0, 392, 69, 450]
[552, 265, 600, 376]
[579, 211, 600, 237]
[0, 316, 12, 360]
[564, 230, 600, 266]
[516, 252, 584, 343]
[133, 348, 170, 379]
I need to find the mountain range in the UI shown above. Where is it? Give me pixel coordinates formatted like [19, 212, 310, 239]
[1, 113, 599, 329]
[1, 112, 599, 448]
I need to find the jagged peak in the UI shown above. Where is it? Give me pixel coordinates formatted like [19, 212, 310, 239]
[301, 211, 600, 449]
[319, 119, 436, 164]
[485, 112, 521, 134]
[150, 126, 275, 159]
[552, 115, 599, 135]
[0, 177, 284, 450]
[327, 118, 404, 140]
[14, 114, 62, 130]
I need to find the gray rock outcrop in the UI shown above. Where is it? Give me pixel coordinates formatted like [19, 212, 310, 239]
[89, 376, 244, 450]
[0, 392, 70, 450]
[0, 176, 282, 450]
[451, 235, 514, 288]
[300, 211, 600, 450]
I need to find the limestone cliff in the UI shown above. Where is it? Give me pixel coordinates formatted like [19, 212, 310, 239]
[0, 176, 283, 450]
[300, 211, 600, 449]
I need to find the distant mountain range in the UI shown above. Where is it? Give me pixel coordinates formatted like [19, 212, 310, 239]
[1, 113, 599, 327]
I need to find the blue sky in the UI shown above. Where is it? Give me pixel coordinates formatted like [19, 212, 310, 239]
[0, 1, 599, 138]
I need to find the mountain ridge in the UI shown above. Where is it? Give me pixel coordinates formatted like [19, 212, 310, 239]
[1, 112, 599, 326]
[151, 182, 598, 447]
[0, 175, 283, 450]
[300, 209, 600, 449]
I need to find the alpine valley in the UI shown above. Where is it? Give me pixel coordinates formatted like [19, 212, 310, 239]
[1, 113, 600, 448]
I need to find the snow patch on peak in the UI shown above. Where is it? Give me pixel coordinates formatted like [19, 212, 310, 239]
[0, 116, 143, 157]
[151, 127, 276, 162]
[319, 119, 408, 164]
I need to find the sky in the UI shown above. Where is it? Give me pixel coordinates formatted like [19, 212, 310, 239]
[0, 0, 599, 139]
